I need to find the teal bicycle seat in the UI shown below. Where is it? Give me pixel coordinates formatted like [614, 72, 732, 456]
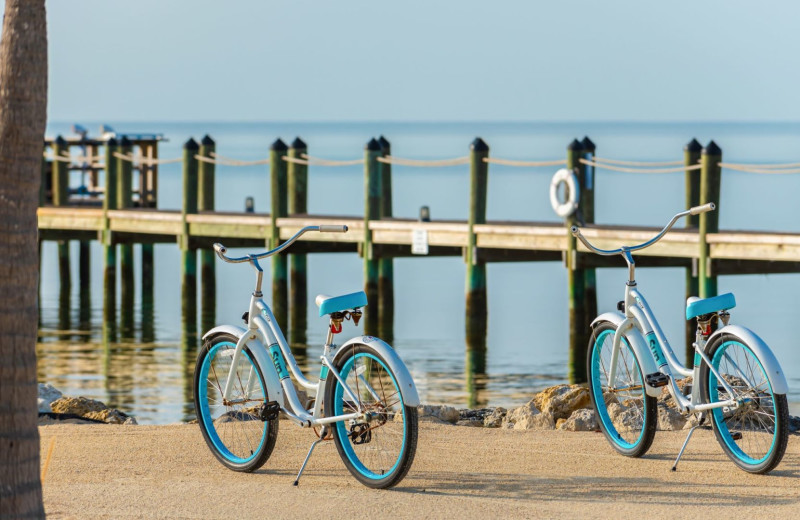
[685, 292, 736, 320]
[315, 291, 368, 316]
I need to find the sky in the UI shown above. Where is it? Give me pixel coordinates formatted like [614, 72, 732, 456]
[45, 1, 800, 122]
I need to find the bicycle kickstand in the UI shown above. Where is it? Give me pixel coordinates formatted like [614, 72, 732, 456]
[294, 427, 329, 486]
[672, 414, 705, 472]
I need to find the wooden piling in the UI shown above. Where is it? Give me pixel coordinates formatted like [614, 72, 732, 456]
[140, 140, 156, 334]
[52, 136, 71, 295]
[698, 141, 721, 299]
[288, 137, 308, 346]
[182, 138, 200, 346]
[566, 138, 588, 383]
[684, 138, 702, 363]
[102, 138, 119, 344]
[363, 138, 382, 336]
[198, 135, 216, 334]
[465, 138, 489, 348]
[378, 135, 394, 341]
[580, 136, 597, 339]
[270, 138, 289, 329]
[118, 137, 135, 336]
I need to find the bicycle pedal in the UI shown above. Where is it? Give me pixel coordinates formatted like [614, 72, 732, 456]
[645, 372, 670, 388]
[258, 401, 280, 422]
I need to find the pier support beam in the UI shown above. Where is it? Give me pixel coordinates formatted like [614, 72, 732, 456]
[118, 137, 135, 337]
[566, 139, 589, 383]
[52, 136, 71, 305]
[699, 141, 721, 300]
[363, 138, 382, 336]
[181, 138, 199, 348]
[465, 138, 489, 349]
[684, 138, 702, 364]
[288, 137, 308, 347]
[198, 135, 216, 335]
[580, 136, 597, 338]
[378, 135, 394, 342]
[102, 138, 118, 344]
[270, 138, 289, 330]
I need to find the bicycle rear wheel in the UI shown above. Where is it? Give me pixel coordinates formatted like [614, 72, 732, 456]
[700, 333, 788, 474]
[324, 343, 418, 489]
[588, 322, 656, 457]
[194, 333, 278, 472]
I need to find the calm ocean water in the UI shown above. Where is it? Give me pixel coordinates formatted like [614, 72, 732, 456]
[38, 121, 800, 423]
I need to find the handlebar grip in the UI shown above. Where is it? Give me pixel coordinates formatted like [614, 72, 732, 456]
[213, 243, 227, 255]
[689, 202, 716, 215]
[319, 225, 348, 233]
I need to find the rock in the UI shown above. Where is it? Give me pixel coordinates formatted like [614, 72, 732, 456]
[84, 409, 135, 425]
[50, 396, 107, 416]
[418, 404, 459, 424]
[532, 384, 591, 421]
[483, 408, 507, 428]
[607, 402, 645, 433]
[502, 401, 555, 430]
[789, 415, 800, 434]
[559, 409, 598, 432]
[37, 383, 62, 413]
[456, 418, 484, 427]
[657, 402, 687, 431]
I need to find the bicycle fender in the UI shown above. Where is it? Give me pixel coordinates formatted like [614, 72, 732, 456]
[334, 336, 420, 407]
[707, 324, 788, 395]
[591, 312, 661, 398]
[201, 325, 285, 406]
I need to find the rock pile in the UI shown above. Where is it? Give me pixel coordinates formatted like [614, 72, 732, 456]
[38, 383, 137, 425]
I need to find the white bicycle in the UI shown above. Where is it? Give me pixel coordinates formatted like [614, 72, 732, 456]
[573, 203, 789, 473]
[193, 225, 419, 488]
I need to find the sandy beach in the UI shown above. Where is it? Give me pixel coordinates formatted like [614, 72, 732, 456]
[39, 421, 800, 519]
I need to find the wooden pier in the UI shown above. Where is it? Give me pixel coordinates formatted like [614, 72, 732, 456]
[38, 134, 800, 383]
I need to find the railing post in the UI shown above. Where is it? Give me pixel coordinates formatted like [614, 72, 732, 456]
[580, 136, 597, 339]
[270, 138, 289, 329]
[378, 135, 394, 341]
[699, 141, 721, 300]
[102, 138, 118, 344]
[198, 135, 216, 334]
[288, 137, 308, 347]
[181, 138, 200, 347]
[117, 136, 135, 337]
[566, 138, 588, 383]
[52, 135, 71, 298]
[466, 137, 489, 347]
[363, 138, 382, 336]
[684, 138, 702, 364]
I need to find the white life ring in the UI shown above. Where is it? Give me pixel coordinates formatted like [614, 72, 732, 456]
[549, 168, 580, 218]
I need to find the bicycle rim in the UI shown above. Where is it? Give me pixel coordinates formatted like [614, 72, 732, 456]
[197, 341, 269, 464]
[707, 339, 781, 466]
[590, 328, 649, 450]
[333, 351, 408, 480]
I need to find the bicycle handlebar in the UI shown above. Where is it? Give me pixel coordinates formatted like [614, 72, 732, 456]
[571, 203, 715, 257]
[213, 224, 349, 263]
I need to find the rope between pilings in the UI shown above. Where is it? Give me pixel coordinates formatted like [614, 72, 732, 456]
[377, 155, 469, 167]
[591, 157, 684, 166]
[113, 152, 182, 166]
[579, 158, 701, 173]
[719, 163, 800, 174]
[483, 157, 566, 167]
[281, 154, 364, 166]
[193, 153, 270, 166]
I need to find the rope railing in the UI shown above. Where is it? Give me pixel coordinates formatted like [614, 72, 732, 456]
[113, 152, 182, 166]
[719, 163, 800, 174]
[194, 152, 270, 167]
[591, 157, 685, 167]
[580, 158, 702, 174]
[483, 157, 566, 167]
[377, 155, 469, 167]
[285, 154, 364, 166]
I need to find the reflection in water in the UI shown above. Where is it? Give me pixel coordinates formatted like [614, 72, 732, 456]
[466, 338, 488, 409]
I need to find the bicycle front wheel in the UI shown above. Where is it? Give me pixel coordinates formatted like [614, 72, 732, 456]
[588, 322, 656, 457]
[193, 333, 279, 472]
[324, 343, 418, 489]
[700, 333, 789, 474]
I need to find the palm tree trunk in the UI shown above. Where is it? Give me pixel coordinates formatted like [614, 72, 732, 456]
[0, 0, 48, 518]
